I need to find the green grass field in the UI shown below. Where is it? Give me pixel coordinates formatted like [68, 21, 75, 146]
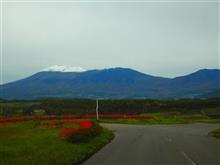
[99, 113, 220, 125]
[208, 128, 220, 139]
[0, 121, 114, 165]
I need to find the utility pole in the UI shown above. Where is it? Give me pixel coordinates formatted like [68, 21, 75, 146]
[96, 99, 99, 121]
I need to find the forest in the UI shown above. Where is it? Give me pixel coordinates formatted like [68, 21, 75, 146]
[0, 98, 219, 117]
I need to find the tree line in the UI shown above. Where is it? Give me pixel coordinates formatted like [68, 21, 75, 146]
[0, 98, 219, 117]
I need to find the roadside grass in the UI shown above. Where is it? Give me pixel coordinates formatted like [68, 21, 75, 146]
[100, 113, 220, 125]
[0, 121, 114, 165]
[99, 117, 186, 125]
[208, 128, 220, 139]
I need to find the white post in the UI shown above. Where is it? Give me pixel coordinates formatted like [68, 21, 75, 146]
[96, 99, 99, 121]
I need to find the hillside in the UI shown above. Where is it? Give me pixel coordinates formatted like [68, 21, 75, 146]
[0, 68, 219, 99]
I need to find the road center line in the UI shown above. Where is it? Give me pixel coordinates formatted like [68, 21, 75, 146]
[181, 151, 197, 165]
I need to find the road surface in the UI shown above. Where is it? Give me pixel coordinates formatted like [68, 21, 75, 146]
[83, 123, 220, 165]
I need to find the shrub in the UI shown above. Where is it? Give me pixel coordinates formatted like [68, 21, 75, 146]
[59, 128, 80, 138]
[66, 122, 102, 143]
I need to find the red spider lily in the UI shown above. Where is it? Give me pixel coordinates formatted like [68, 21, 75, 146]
[64, 120, 92, 129]
[59, 120, 93, 139]
[0, 114, 154, 124]
[79, 121, 92, 128]
[59, 128, 80, 138]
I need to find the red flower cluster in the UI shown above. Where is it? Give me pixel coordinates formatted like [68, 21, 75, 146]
[63, 120, 92, 128]
[59, 120, 93, 138]
[59, 128, 80, 138]
[0, 114, 154, 126]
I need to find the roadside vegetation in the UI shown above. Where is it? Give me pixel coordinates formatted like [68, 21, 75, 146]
[0, 119, 114, 165]
[100, 113, 220, 125]
[0, 98, 219, 116]
[0, 98, 219, 125]
[208, 128, 220, 139]
[0, 98, 219, 164]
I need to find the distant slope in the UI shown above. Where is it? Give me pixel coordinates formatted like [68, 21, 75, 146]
[167, 69, 220, 98]
[0, 68, 219, 99]
[197, 89, 220, 99]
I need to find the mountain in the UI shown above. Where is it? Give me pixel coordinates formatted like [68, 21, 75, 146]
[166, 69, 220, 98]
[0, 67, 219, 100]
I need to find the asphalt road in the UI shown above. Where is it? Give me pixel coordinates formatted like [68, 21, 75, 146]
[83, 123, 220, 165]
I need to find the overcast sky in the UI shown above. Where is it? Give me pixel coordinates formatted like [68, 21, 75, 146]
[1, 0, 219, 84]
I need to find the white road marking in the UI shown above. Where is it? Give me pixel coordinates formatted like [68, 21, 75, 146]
[181, 151, 197, 165]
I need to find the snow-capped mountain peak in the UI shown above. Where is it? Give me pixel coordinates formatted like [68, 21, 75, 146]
[42, 65, 86, 72]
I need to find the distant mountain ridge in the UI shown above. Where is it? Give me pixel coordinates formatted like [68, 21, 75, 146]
[1, 68, 219, 99]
